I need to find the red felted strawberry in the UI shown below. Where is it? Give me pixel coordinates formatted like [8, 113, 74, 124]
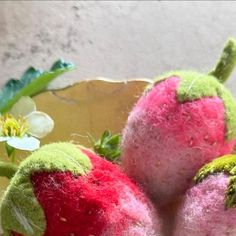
[121, 38, 236, 206]
[1, 142, 161, 236]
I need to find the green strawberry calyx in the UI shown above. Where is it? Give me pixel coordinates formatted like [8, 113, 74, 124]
[93, 130, 121, 163]
[194, 154, 236, 209]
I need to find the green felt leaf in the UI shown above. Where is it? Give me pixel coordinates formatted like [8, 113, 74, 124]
[94, 130, 121, 162]
[0, 59, 75, 113]
[226, 176, 236, 208]
[194, 154, 236, 208]
[0, 161, 18, 179]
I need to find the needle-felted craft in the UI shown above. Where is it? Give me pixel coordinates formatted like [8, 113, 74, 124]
[121, 38, 236, 206]
[174, 154, 236, 236]
[1, 142, 161, 236]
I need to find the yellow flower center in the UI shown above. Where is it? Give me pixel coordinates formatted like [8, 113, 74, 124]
[0, 114, 29, 137]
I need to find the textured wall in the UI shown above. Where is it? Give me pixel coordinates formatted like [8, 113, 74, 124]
[0, 1, 236, 95]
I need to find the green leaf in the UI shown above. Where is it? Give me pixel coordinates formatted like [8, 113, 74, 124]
[0, 161, 18, 179]
[50, 59, 74, 71]
[21, 67, 42, 84]
[5, 143, 15, 158]
[0, 59, 75, 113]
[94, 130, 121, 162]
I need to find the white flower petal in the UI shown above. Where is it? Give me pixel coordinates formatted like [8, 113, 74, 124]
[0, 137, 10, 142]
[10, 96, 36, 117]
[7, 137, 40, 151]
[26, 111, 54, 138]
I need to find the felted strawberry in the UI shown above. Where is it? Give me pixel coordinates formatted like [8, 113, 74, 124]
[121, 38, 236, 206]
[1, 142, 161, 236]
[174, 154, 236, 236]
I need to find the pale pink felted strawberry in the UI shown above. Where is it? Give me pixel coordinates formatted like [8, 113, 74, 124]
[121, 38, 236, 206]
[174, 154, 236, 236]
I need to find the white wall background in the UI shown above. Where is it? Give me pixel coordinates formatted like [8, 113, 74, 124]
[0, 1, 236, 96]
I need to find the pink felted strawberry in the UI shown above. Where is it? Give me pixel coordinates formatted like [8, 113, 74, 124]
[1, 142, 161, 236]
[121, 38, 236, 206]
[174, 154, 236, 236]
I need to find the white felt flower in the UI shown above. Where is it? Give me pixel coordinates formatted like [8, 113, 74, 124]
[0, 96, 54, 151]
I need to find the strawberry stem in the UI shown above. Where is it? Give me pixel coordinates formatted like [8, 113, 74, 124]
[209, 37, 236, 83]
[0, 161, 18, 179]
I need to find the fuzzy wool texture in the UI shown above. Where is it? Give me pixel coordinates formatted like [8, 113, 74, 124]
[194, 154, 236, 208]
[121, 76, 236, 206]
[9, 146, 161, 236]
[1, 142, 92, 236]
[152, 70, 236, 140]
[173, 173, 236, 236]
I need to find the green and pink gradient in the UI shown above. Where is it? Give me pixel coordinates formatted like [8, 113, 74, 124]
[174, 154, 236, 236]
